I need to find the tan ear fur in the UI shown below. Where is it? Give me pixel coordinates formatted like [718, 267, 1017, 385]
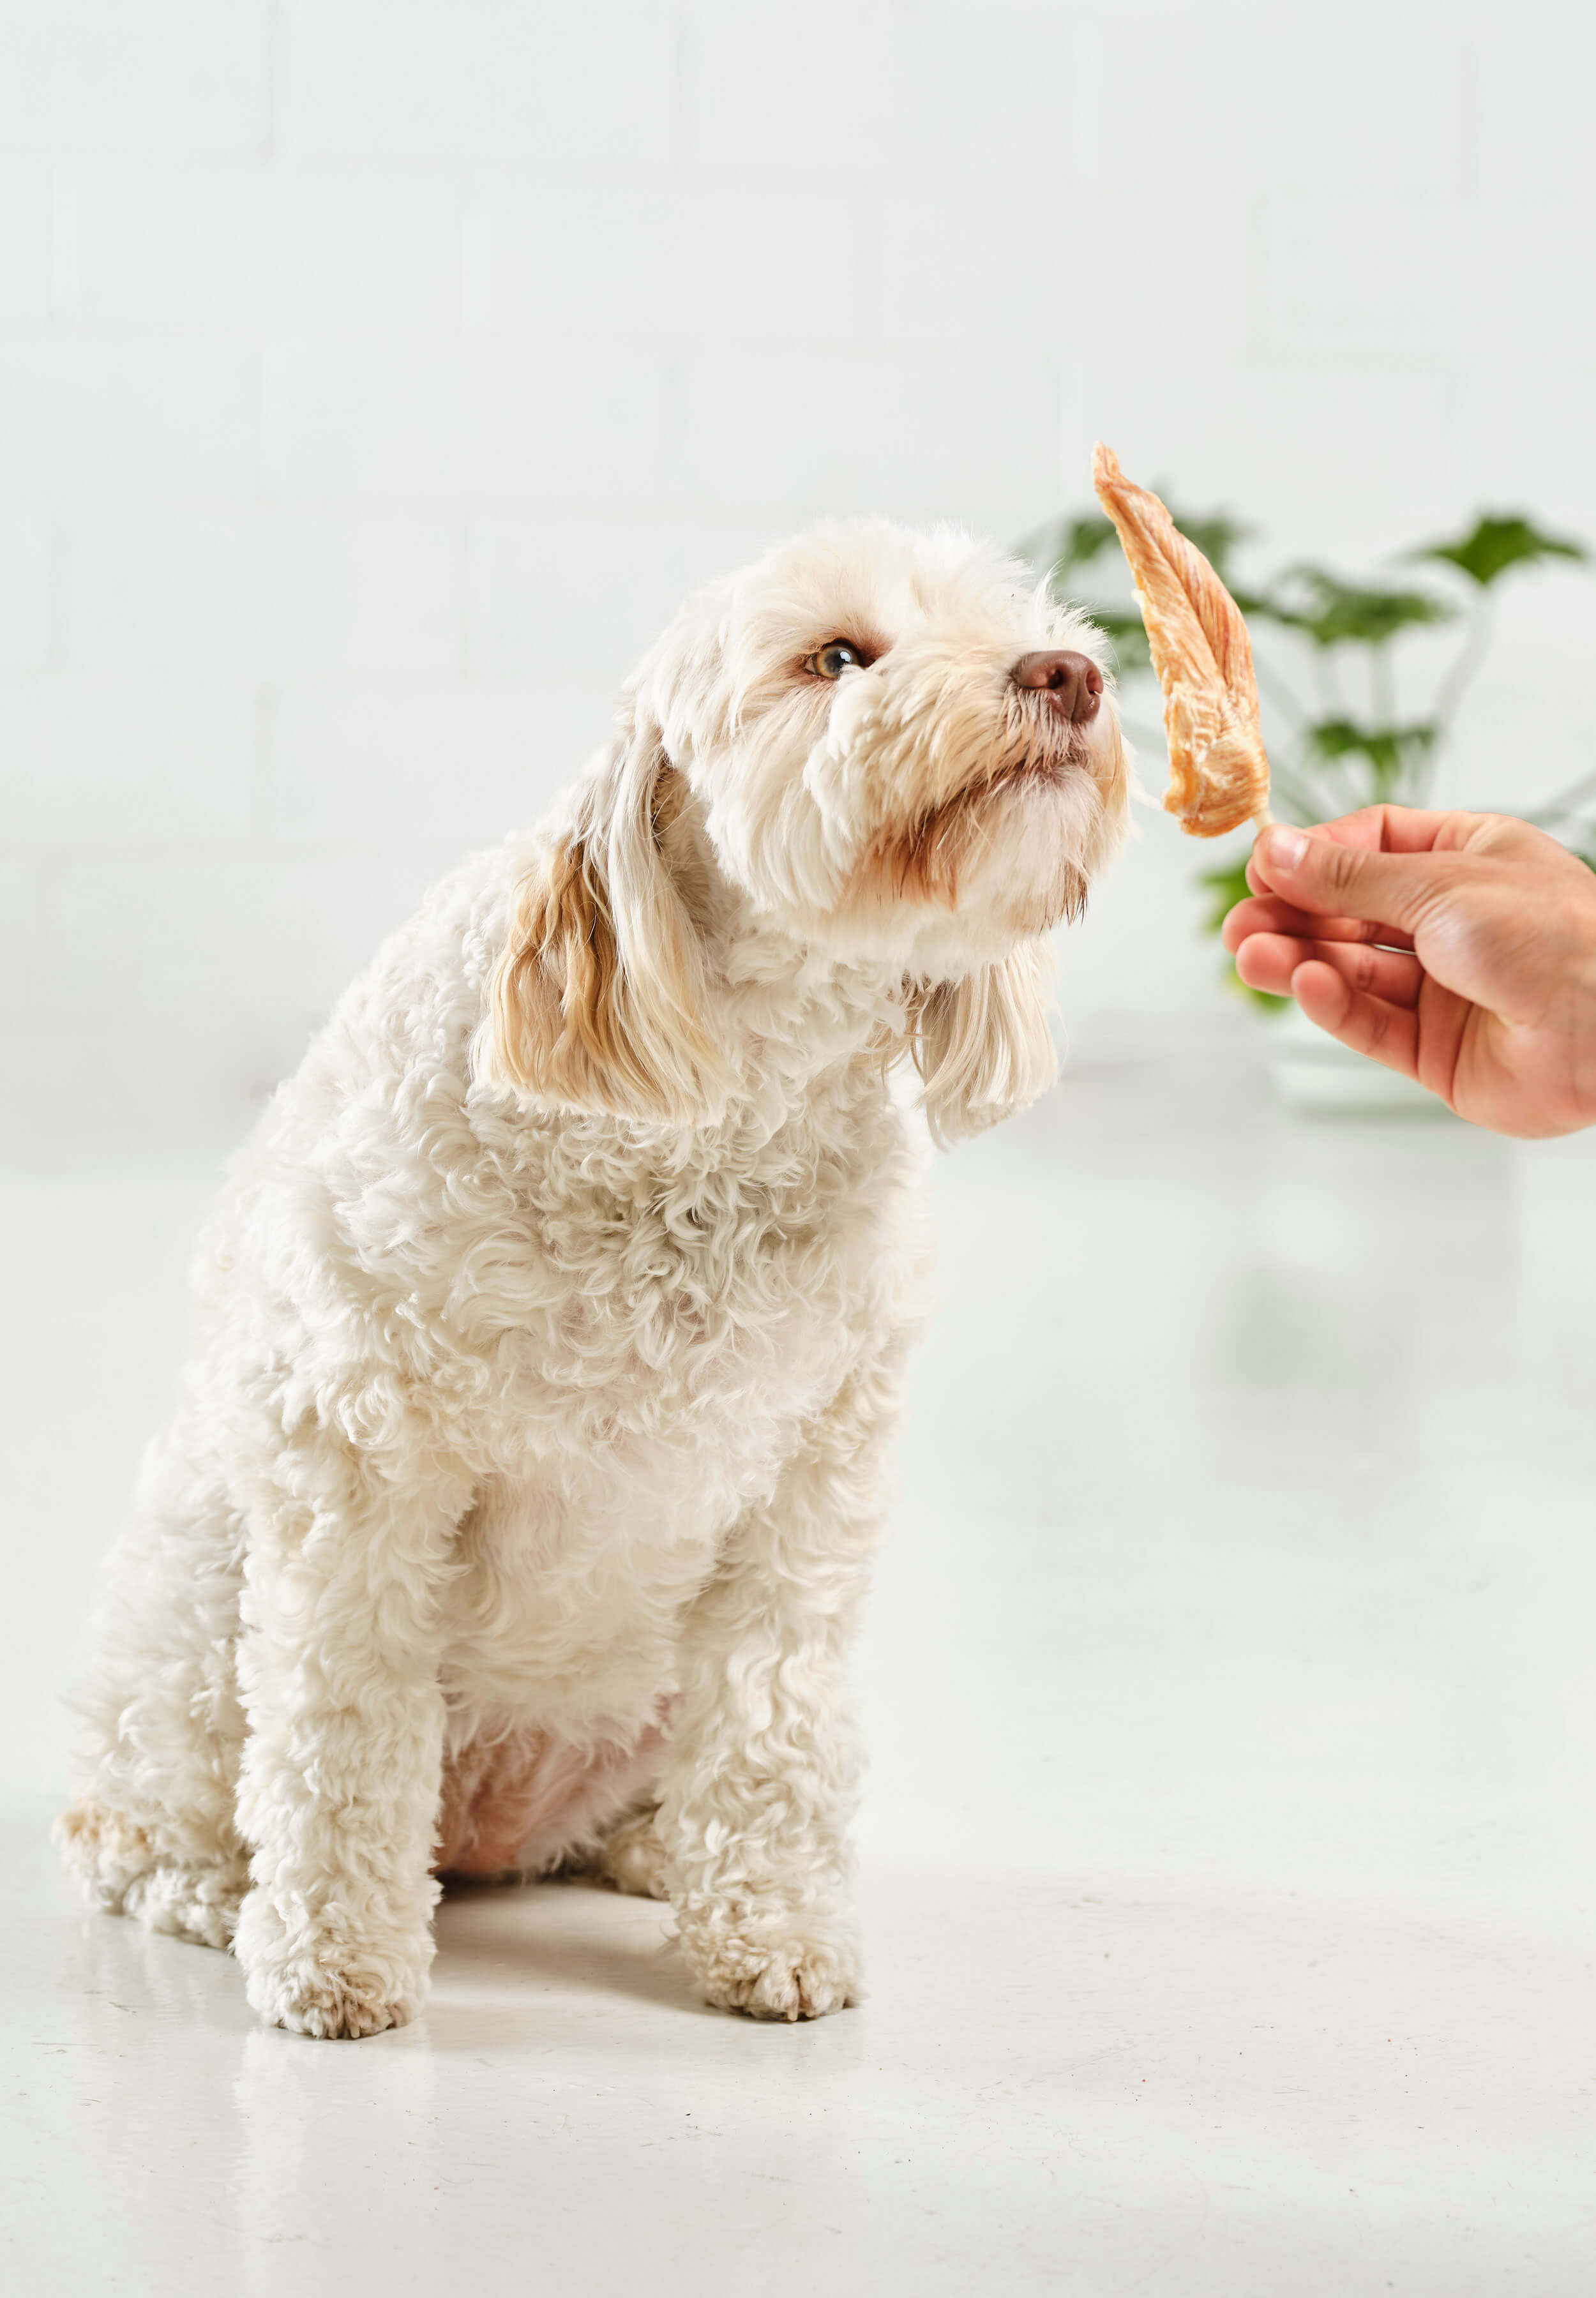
[485, 728, 721, 1122]
[908, 938, 1059, 1147]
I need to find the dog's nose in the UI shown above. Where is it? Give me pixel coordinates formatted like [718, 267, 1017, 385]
[1012, 649, 1103, 725]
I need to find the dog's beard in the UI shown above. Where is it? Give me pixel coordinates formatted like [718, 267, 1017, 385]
[845, 701, 1103, 928]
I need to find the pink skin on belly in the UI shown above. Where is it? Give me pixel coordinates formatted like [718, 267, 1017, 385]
[434, 1711, 673, 1878]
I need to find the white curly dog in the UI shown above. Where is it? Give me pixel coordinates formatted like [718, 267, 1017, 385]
[59, 519, 1129, 2037]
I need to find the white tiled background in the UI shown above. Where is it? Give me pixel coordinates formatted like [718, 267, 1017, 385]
[3, 0, 1595, 1166]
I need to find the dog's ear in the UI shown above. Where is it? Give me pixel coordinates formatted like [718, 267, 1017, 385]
[483, 709, 721, 1122]
[908, 938, 1059, 1147]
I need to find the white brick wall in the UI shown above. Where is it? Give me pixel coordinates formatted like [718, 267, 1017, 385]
[66, 509, 462, 673]
[0, 519, 52, 673]
[285, 1, 677, 167]
[265, 341, 670, 504]
[479, 184, 870, 342]
[0, 342, 259, 493]
[72, 169, 469, 331]
[270, 685, 612, 845]
[463, 518, 785, 680]
[0, 158, 49, 319]
[0, 4, 271, 154]
[4, 677, 253, 838]
[1, 0, 1593, 1168]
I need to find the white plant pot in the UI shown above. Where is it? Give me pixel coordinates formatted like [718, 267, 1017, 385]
[1264, 1000, 1453, 1118]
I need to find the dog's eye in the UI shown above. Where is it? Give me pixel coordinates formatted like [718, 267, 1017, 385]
[807, 640, 869, 680]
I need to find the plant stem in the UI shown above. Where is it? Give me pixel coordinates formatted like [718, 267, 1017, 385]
[1253, 653, 1309, 728]
[1267, 747, 1324, 823]
[1424, 591, 1495, 801]
[1371, 643, 1396, 726]
[1311, 647, 1338, 717]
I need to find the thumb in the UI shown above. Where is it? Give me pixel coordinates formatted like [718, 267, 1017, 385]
[1252, 825, 1445, 933]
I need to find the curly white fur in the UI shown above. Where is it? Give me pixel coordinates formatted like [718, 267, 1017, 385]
[58, 519, 1128, 2037]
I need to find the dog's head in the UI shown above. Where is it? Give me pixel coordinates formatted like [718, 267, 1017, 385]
[485, 519, 1130, 1139]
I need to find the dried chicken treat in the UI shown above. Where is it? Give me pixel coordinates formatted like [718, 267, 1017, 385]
[1092, 441, 1272, 837]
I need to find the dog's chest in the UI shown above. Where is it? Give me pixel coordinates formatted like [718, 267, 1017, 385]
[455, 1094, 924, 1464]
[437, 1099, 930, 1716]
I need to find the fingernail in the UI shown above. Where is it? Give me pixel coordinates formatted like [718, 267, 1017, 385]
[1265, 827, 1308, 870]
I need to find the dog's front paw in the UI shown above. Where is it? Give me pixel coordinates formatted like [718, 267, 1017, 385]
[234, 1889, 430, 2040]
[682, 1916, 862, 2022]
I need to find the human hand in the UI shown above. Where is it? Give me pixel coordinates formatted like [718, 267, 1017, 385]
[1221, 806, 1596, 1138]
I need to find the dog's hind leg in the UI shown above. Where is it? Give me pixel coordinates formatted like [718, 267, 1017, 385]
[437, 1720, 673, 1889]
[587, 1798, 669, 1900]
[58, 1407, 251, 1949]
[546, 1794, 669, 1899]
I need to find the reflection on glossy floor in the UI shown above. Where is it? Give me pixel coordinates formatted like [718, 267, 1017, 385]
[4, 1040, 1596, 2295]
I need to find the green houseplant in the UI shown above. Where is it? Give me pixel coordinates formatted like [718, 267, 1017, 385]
[1024, 498, 1593, 1014]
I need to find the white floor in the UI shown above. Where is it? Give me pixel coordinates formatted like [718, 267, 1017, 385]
[5, 1033, 1596, 2295]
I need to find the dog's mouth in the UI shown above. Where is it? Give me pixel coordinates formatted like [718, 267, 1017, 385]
[940, 712, 1103, 823]
[1014, 679, 1111, 768]
[1025, 728, 1099, 783]
[850, 719, 1100, 917]
[1001, 700, 1106, 795]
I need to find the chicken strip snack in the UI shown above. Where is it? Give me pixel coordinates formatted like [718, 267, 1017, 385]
[1092, 440, 1272, 836]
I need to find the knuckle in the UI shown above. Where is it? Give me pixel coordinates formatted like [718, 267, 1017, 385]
[1319, 842, 1362, 898]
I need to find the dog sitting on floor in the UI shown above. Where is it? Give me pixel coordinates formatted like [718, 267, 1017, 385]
[58, 519, 1129, 2038]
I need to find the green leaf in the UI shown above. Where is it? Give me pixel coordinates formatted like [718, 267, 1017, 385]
[1224, 583, 1276, 620]
[1034, 491, 1253, 592]
[1043, 511, 1122, 581]
[1306, 717, 1439, 799]
[1013, 514, 1116, 587]
[1196, 855, 1289, 1009]
[1260, 565, 1455, 649]
[1410, 513, 1588, 588]
[1196, 856, 1253, 935]
[1083, 605, 1153, 676]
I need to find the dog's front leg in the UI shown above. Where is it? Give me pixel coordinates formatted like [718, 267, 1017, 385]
[231, 1434, 464, 2039]
[658, 1362, 898, 2021]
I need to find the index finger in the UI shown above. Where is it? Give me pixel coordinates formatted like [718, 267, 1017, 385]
[1221, 890, 1417, 956]
[1270, 805, 1491, 857]
[1246, 822, 1460, 936]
